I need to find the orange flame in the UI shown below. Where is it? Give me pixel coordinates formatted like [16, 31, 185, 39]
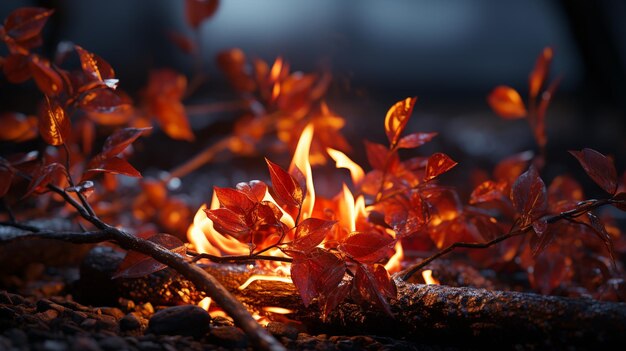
[422, 269, 440, 285]
[198, 297, 211, 311]
[327, 148, 364, 185]
[289, 123, 315, 219]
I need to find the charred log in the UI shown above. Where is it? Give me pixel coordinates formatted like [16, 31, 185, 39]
[81, 246, 626, 348]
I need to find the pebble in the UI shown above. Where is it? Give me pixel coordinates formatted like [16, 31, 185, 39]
[147, 305, 210, 338]
[119, 312, 142, 331]
[72, 337, 102, 351]
[267, 321, 300, 340]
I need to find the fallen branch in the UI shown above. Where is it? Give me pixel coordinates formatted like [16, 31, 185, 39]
[80, 247, 626, 348]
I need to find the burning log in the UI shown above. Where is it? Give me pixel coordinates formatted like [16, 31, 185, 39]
[83, 246, 626, 348]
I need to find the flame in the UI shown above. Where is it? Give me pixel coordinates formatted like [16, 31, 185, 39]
[422, 269, 440, 285]
[327, 148, 364, 185]
[238, 275, 294, 290]
[198, 297, 211, 311]
[289, 123, 315, 219]
[262, 306, 293, 314]
[269, 57, 283, 82]
[187, 199, 249, 255]
[384, 241, 404, 273]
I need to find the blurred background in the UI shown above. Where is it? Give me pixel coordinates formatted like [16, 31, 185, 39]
[1, 0, 625, 197]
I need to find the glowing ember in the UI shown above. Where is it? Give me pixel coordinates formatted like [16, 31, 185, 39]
[261, 306, 294, 315]
[198, 297, 211, 311]
[238, 275, 294, 290]
[422, 269, 440, 285]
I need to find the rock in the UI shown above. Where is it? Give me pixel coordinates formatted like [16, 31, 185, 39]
[119, 313, 142, 331]
[43, 339, 68, 351]
[99, 307, 125, 319]
[147, 305, 210, 338]
[76, 246, 125, 305]
[267, 321, 300, 340]
[98, 335, 129, 351]
[209, 326, 248, 348]
[72, 337, 102, 351]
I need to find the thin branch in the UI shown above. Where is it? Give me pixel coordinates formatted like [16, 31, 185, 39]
[0, 228, 114, 244]
[188, 250, 293, 264]
[0, 221, 42, 232]
[399, 198, 616, 281]
[165, 137, 232, 181]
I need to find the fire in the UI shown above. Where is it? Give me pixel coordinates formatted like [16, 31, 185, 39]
[289, 123, 315, 219]
[327, 147, 364, 185]
[198, 297, 211, 311]
[422, 269, 440, 285]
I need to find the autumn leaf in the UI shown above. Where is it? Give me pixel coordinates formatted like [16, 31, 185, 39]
[290, 248, 346, 307]
[29, 56, 63, 96]
[587, 213, 616, 267]
[384, 97, 416, 146]
[353, 264, 396, 316]
[530, 252, 569, 295]
[166, 31, 197, 54]
[216, 48, 255, 92]
[339, 231, 395, 264]
[569, 148, 618, 195]
[364, 141, 392, 171]
[0, 112, 38, 142]
[510, 166, 547, 227]
[144, 69, 193, 141]
[424, 153, 458, 181]
[39, 99, 71, 146]
[397, 132, 437, 149]
[23, 162, 66, 198]
[74, 45, 115, 83]
[266, 158, 303, 207]
[204, 207, 250, 239]
[80, 89, 133, 125]
[235, 180, 268, 203]
[185, 0, 219, 29]
[84, 157, 141, 178]
[113, 233, 186, 279]
[2, 7, 53, 52]
[2, 53, 31, 83]
[529, 47, 553, 99]
[101, 127, 151, 157]
[493, 151, 533, 185]
[214, 186, 256, 215]
[469, 180, 507, 204]
[290, 218, 336, 251]
[487, 86, 526, 119]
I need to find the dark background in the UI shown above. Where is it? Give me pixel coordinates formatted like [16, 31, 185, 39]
[1, 0, 625, 198]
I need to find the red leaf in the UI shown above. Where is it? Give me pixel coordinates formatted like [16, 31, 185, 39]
[144, 69, 193, 141]
[235, 180, 268, 203]
[185, 0, 219, 29]
[424, 153, 458, 181]
[0, 112, 38, 142]
[80, 89, 133, 125]
[291, 218, 336, 251]
[529, 222, 559, 257]
[204, 207, 250, 239]
[494, 151, 533, 185]
[383, 192, 427, 237]
[74, 45, 115, 82]
[217, 49, 255, 92]
[24, 162, 66, 198]
[113, 233, 185, 279]
[587, 213, 616, 267]
[318, 281, 350, 322]
[28, 56, 63, 96]
[339, 232, 395, 264]
[2, 54, 31, 83]
[167, 31, 197, 54]
[530, 252, 569, 295]
[40, 100, 70, 146]
[510, 166, 547, 226]
[354, 264, 396, 316]
[102, 127, 151, 157]
[364, 141, 392, 171]
[569, 148, 618, 195]
[85, 156, 141, 178]
[469, 180, 507, 204]
[529, 47, 553, 99]
[397, 132, 437, 149]
[534, 76, 560, 148]
[290, 248, 345, 306]
[266, 158, 303, 207]
[3, 7, 54, 43]
[548, 175, 583, 212]
[214, 186, 256, 215]
[0, 168, 13, 198]
[487, 86, 526, 119]
[384, 97, 416, 146]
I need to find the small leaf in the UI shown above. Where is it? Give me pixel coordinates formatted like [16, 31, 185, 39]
[364, 141, 392, 171]
[185, 0, 219, 29]
[569, 148, 618, 195]
[23, 162, 66, 198]
[354, 264, 396, 316]
[587, 213, 616, 267]
[74, 45, 114, 82]
[85, 156, 141, 178]
[266, 158, 303, 207]
[205, 207, 250, 239]
[167, 31, 197, 54]
[469, 180, 507, 204]
[235, 180, 268, 203]
[144, 69, 193, 141]
[40, 100, 71, 146]
[80, 89, 133, 125]
[2, 53, 31, 83]
[510, 166, 547, 227]
[397, 132, 437, 149]
[529, 47, 553, 99]
[214, 186, 256, 215]
[28, 56, 63, 96]
[424, 153, 458, 181]
[291, 218, 336, 251]
[3, 7, 54, 42]
[530, 252, 569, 295]
[384, 97, 416, 146]
[493, 151, 534, 185]
[318, 281, 350, 322]
[0, 112, 38, 142]
[529, 222, 558, 257]
[113, 233, 185, 279]
[487, 86, 526, 119]
[339, 232, 394, 264]
[102, 127, 151, 157]
[290, 248, 345, 307]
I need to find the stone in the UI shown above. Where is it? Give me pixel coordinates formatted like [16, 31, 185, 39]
[71, 337, 102, 351]
[209, 326, 248, 349]
[267, 321, 300, 340]
[119, 313, 142, 331]
[147, 305, 210, 338]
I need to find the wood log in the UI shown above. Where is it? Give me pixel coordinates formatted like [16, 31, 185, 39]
[80, 246, 626, 348]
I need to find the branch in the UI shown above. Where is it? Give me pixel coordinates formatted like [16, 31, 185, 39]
[399, 198, 616, 281]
